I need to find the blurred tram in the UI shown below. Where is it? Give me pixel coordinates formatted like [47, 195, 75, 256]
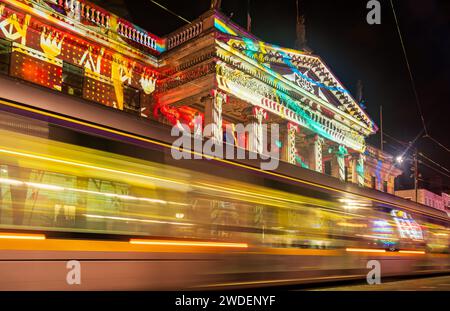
[0, 106, 449, 290]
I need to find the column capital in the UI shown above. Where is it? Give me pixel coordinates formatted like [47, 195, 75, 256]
[211, 89, 229, 103]
[252, 106, 268, 120]
[305, 133, 324, 145]
[287, 122, 299, 132]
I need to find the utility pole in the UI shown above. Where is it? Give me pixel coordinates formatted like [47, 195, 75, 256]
[413, 147, 418, 203]
[211, 0, 222, 10]
[380, 105, 383, 152]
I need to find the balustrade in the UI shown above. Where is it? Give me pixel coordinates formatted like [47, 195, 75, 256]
[57, 0, 159, 52]
[167, 21, 203, 50]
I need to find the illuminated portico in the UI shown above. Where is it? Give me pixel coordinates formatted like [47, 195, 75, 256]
[0, 0, 400, 193]
[155, 9, 379, 188]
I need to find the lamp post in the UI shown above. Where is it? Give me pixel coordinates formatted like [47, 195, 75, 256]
[396, 144, 419, 203]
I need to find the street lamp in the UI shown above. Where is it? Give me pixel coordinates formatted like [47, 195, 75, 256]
[395, 149, 419, 203]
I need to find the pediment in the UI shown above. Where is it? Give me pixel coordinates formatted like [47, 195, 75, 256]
[215, 34, 377, 134]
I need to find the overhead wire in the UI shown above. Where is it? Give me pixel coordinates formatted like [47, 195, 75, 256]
[390, 0, 450, 154]
[148, 0, 192, 24]
[389, 0, 427, 135]
[425, 135, 450, 153]
[419, 152, 450, 174]
[419, 161, 450, 179]
[383, 133, 450, 179]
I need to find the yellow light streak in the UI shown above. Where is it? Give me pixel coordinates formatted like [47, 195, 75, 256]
[25, 182, 64, 191]
[129, 239, 248, 248]
[0, 178, 187, 206]
[355, 234, 398, 241]
[0, 148, 184, 187]
[85, 214, 193, 226]
[398, 250, 426, 255]
[337, 222, 367, 228]
[0, 233, 45, 240]
[345, 248, 386, 253]
[195, 182, 308, 206]
[0, 178, 23, 186]
[432, 233, 449, 237]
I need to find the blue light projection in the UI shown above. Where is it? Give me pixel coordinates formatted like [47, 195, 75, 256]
[241, 38, 349, 94]
[238, 39, 335, 142]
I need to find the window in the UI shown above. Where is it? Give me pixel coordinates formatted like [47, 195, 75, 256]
[62, 61, 84, 97]
[344, 166, 349, 182]
[0, 38, 11, 75]
[123, 85, 140, 114]
[371, 176, 376, 189]
[383, 181, 388, 192]
[324, 160, 332, 176]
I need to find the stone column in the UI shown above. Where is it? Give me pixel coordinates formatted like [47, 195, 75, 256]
[330, 145, 348, 181]
[203, 90, 227, 144]
[192, 112, 203, 139]
[355, 153, 365, 187]
[307, 134, 324, 173]
[281, 122, 299, 164]
[247, 107, 267, 154]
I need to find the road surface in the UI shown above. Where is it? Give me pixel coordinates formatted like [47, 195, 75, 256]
[310, 275, 450, 291]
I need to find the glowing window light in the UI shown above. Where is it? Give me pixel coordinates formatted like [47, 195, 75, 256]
[345, 248, 386, 253]
[130, 239, 248, 248]
[0, 233, 45, 240]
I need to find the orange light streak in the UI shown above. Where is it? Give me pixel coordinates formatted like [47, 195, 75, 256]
[398, 250, 426, 255]
[0, 233, 45, 240]
[345, 248, 386, 253]
[130, 239, 248, 248]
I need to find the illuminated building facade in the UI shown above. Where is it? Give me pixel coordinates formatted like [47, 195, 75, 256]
[0, 0, 400, 193]
[396, 189, 450, 213]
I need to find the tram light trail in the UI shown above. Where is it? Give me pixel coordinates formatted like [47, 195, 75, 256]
[129, 239, 248, 248]
[0, 233, 46, 240]
[345, 248, 386, 253]
[398, 250, 426, 255]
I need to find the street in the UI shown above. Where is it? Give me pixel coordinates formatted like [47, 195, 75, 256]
[311, 275, 450, 291]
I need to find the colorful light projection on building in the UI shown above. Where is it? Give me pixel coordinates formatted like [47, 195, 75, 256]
[214, 17, 238, 36]
[240, 37, 349, 94]
[220, 35, 376, 134]
[154, 103, 200, 128]
[390, 209, 424, 241]
[216, 38, 369, 152]
[0, 1, 159, 114]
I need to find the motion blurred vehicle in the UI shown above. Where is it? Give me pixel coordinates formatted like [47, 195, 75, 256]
[0, 110, 448, 290]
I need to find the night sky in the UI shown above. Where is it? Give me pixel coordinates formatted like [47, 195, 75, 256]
[96, 0, 450, 192]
